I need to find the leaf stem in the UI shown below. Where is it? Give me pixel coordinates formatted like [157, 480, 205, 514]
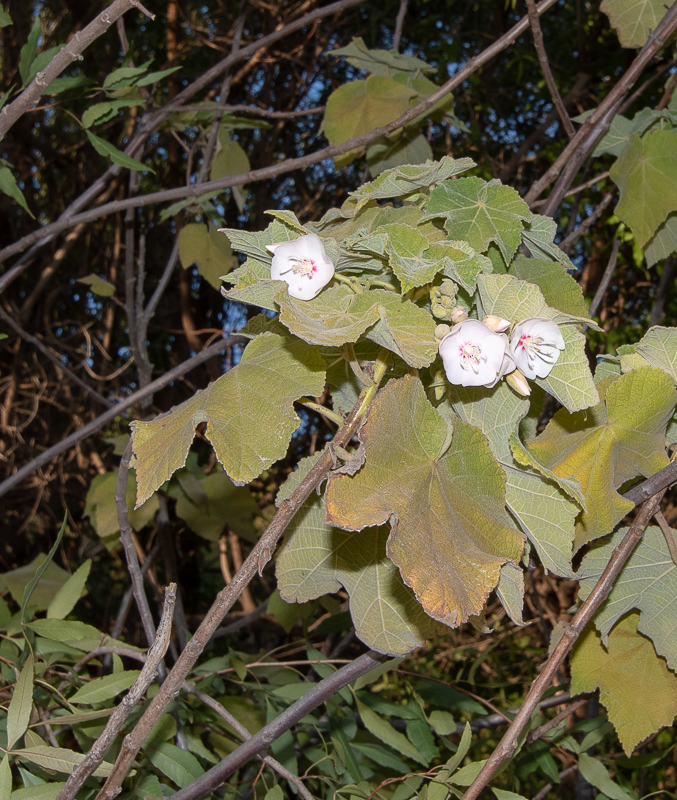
[296, 397, 343, 427]
[344, 342, 373, 387]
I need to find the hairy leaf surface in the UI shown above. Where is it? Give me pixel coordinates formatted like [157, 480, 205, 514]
[132, 333, 325, 503]
[325, 376, 524, 626]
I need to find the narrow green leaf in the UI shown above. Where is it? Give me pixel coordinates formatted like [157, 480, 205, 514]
[26, 618, 102, 644]
[356, 699, 427, 765]
[0, 6, 12, 27]
[0, 167, 35, 219]
[86, 131, 154, 174]
[135, 66, 181, 87]
[21, 514, 66, 624]
[18, 16, 40, 85]
[11, 746, 113, 777]
[25, 44, 62, 85]
[145, 742, 204, 788]
[102, 62, 151, 91]
[578, 753, 634, 800]
[69, 670, 139, 704]
[82, 99, 143, 129]
[47, 559, 90, 619]
[0, 754, 11, 800]
[7, 654, 34, 749]
[10, 785, 66, 800]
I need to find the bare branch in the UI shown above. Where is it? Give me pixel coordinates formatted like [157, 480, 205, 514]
[462, 489, 667, 800]
[648, 254, 677, 327]
[0, 335, 246, 500]
[0, 0, 562, 268]
[393, 0, 408, 51]
[94, 354, 392, 800]
[525, 0, 575, 138]
[526, 3, 677, 213]
[560, 190, 616, 253]
[55, 583, 176, 800]
[170, 652, 388, 800]
[586, 236, 621, 323]
[0, 0, 154, 140]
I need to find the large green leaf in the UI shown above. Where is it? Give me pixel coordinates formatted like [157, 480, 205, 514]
[178, 223, 235, 289]
[276, 496, 437, 655]
[611, 130, 677, 247]
[324, 75, 416, 162]
[509, 256, 589, 319]
[348, 156, 475, 212]
[578, 526, 677, 671]
[446, 383, 579, 577]
[527, 369, 676, 550]
[325, 376, 524, 626]
[635, 325, 677, 383]
[423, 177, 531, 264]
[366, 133, 433, 177]
[570, 613, 677, 755]
[131, 333, 325, 504]
[601, 0, 670, 47]
[277, 286, 437, 368]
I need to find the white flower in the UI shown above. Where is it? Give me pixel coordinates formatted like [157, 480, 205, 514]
[439, 319, 515, 388]
[266, 233, 335, 300]
[509, 317, 565, 380]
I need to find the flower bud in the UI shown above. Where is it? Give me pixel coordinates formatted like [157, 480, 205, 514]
[435, 324, 451, 343]
[483, 314, 510, 333]
[506, 369, 531, 397]
[450, 307, 468, 324]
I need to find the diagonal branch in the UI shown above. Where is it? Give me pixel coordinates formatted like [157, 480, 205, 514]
[94, 352, 391, 800]
[0, 0, 154, 140]
[461, 489, 667, 800]
[0, 0, 562, 269]
[525, 0, 575, 138]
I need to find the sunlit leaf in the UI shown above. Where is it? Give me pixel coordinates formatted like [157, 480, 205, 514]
[509, 256, 588, 319]
[570, 613, 677, 754]
[634, 325, 677, 383]
[78, 273, 115, 297]
[330, 36, 435, 76]
[178, 222, 235, 289]
[601, 0, 670, 47]
[423, 177, 531, 264]
[326, 376, 524, 626]
[132, 333, 325, 503]
[611, 130, 677, 247]
[527, 369, 676, 550]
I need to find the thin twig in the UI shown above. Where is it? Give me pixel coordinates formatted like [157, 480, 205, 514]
[657, 66, 677, 110]
[527, 4, 677, 212]
[525, 0, 575, 138]
[654, 510, 677, 566]
[170, 652, 388, 800]
[177, 103, 325, 119]
[526, 697, 589, 742]
[182, 683, 315, 800]
[648, 254, 677, 327]
[55, 584, 176, 800]
[0, 0, 154, 140]
[462, 489, 667, 800]
[560, 190, 616, 253]
[0, 0, 562, 269]
[94, 354, 391, 800]
[585, 236, 621, 323]
[0, 305, 113, 409]
[393, 0, 408, 51]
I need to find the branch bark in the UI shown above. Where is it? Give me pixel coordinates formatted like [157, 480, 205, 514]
[461, 489, 667, 800]
[0, 0, 154, 140]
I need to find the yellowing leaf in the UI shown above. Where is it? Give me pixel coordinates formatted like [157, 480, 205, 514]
[601, 0, 670, 47]
[528, 369, 676, 550]
[635, 325, 677, 383]
[423, 177, 531, 265]
[325, 376, 524, 626]
[132, 333, 325, 504]
[611, 130, 677, 247]
[277, 485, 437, 654]
[570, 613, 677, 754]
[578, 525, 677, 671]
[178, 222, 235, 289]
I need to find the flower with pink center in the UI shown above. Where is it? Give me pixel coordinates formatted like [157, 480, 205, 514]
[509, 317, 565, 379]
[267, 233, 335, 300]
[439, 319, 515, 388]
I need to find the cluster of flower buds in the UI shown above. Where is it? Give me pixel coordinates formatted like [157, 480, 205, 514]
[267, 233, 335, 300]
[439, 315, 565, 395]
[430, 279, 459, 321]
